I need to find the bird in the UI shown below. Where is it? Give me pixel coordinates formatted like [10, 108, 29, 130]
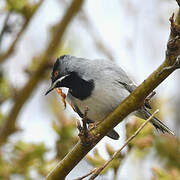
[45, 55, 174, 140]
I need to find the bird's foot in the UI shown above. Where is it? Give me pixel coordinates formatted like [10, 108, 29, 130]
[77, 107, 99, 146]
[88, 121, 101, 130]
[77, 121, 99, 147]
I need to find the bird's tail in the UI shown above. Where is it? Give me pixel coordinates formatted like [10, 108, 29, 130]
[107, 129, 120, 140]
[138, 108, 175, 136]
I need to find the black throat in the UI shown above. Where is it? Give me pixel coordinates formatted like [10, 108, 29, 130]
[61, 72, 94, 100]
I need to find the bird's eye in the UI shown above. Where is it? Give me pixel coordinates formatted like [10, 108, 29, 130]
[54, 70, 59, 78]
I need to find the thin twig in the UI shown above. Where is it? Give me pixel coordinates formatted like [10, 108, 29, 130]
[0, 19, 29, 64]
[89, 109, 159, 180]
[79, 12, 115, 61]
[0, 11, 12, 48]
[74, 168, 97, 180]
[61, 0, 115, 61]
[0, 0, 44, 64]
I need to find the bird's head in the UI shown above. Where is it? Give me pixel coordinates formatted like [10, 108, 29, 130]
[45, 55, 72, 95]
[45, 55, 94, 99]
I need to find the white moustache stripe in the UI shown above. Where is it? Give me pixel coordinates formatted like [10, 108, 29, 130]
[53, 74, 70, 87]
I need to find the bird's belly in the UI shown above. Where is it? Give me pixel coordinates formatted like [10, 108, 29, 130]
[69, 96, 112, 121]
[67, 87, 130, 122]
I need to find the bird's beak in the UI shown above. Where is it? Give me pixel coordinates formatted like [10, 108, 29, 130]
[45, 83, 55, 95]
[45, 75, 69, 95]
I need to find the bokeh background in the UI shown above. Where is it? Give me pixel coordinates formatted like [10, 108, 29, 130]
[0, 0, 180, 179]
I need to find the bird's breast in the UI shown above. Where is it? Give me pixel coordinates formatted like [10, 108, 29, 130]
[67, 84, 130, 122]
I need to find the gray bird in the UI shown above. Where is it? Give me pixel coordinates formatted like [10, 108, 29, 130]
[45, 55, 174, 140]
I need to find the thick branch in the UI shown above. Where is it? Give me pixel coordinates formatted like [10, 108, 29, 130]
[46, 9, 180, 180]
[0, 0, 84, 146]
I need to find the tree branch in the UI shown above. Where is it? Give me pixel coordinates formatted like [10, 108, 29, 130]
[0, 11, 12, 48]
[0, 0, 44, 64]
[45, 6, 180, 180]
[73, 168, 97, 180]
[61, 0, 115, 61]
[89, 110, 159, 180]
[0, 0, 84, 146]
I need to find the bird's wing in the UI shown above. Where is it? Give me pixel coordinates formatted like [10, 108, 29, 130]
[108, 65, 137, 92]
[111, 66, 152, 109]
[117, 81, 137, 93]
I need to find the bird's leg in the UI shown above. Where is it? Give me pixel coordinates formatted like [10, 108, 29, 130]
[77, 106, 99, 146]
[81, 106, 89, 137]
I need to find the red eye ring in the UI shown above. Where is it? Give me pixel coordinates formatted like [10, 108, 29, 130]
[54, 71, 59, 77]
